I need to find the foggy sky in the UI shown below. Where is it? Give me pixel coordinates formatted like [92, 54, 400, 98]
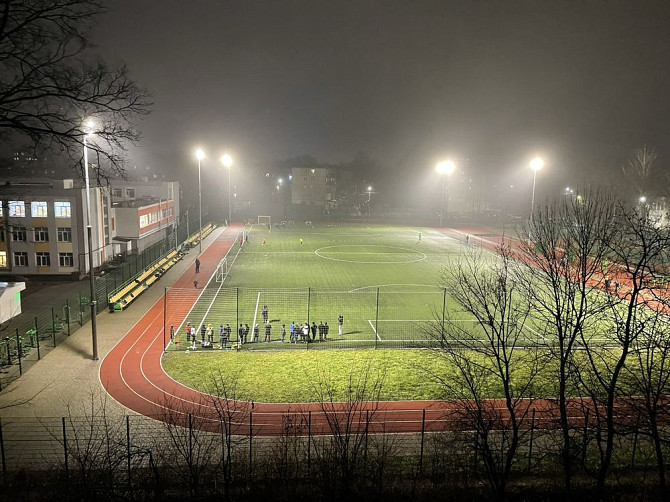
[94, 0, 670, 196]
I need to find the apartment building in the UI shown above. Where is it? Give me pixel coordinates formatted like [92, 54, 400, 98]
[0, 178, 179, 278]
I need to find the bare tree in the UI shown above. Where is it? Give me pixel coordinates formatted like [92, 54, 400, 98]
[0, 0, 152, 180]
[206, 369, 252, 499]
[309, 364, 384, 497]
[518, 189, 617, 492]
[575, 203, 670, 496]
[621, 146, 658, 197]
[433, 243, 539, 500]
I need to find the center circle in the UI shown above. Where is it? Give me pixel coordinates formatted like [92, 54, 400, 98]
[314, 245, 427, 264]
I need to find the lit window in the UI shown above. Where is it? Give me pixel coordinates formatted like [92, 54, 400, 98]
[13, 252, 28, 266]
[57, 227, 72, 242]
[34, 227, 49, 242]
[0, 203, 3, 217]
[139, 215, 148, 228]
[12, 226, 26, 241]
[31, 201, 48, 217]
[58, 252, 74, 267]
[35, 252, 50, 267]
[54, 201, 71, 218]
[9, 201, 25, 217]
[0, 251, 6, 268]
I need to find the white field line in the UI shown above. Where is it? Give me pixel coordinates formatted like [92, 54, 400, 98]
[368, 319, 381, 341]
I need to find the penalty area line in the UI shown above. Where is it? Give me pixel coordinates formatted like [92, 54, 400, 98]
[368, 319, 381, 341]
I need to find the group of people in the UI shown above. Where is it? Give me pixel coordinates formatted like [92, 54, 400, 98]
[181, 310, 345, 348]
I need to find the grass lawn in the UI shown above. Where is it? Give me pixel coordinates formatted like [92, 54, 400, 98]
[162, 347, 564, 403]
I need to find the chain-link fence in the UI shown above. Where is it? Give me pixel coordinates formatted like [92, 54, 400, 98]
[0, 408, 662, 499]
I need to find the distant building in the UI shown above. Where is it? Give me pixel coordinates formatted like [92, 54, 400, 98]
[0, 178, 178, 278]
[290, 167, 335, 209]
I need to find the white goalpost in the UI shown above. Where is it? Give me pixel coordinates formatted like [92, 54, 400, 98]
[215, 257, 228, 283]
[258, 215, 271, 228]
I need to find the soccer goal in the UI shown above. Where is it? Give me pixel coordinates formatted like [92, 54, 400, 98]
[258, 215, 271, 227]
[215, 257, 228, 283]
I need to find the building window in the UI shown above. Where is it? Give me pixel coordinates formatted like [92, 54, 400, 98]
[54, 201, 71, 218]
[125, 188, 135, 198]
[13, 251, 27, 266]
[139, 215, 148, 228]
[12, 226, 26, 241]
[57, 227, 72, 242]
[35, 252, 50, 267]
[58, 252, 74, 267]
[0, 203, 3, 216]
[0, 251, 6, 267]
[112, 188, 123, 197]
[34, 227, 49, 242]
[9, 201, 25, 217]
[31, 201, 48, 217]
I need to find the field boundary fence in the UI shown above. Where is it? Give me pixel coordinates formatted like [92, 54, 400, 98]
[0, 409, 662, 497]
[0, 220, 214, 392]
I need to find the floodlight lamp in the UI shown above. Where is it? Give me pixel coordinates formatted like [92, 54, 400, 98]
[195, 149, 205, 160]
[639, 196, 647, 203]
[529, 157, 544, 171]
[221, 153, 233, 167]
[83, 118, 97, 135]
[368, 186, 372, 192]
[436, 160, 456, 175]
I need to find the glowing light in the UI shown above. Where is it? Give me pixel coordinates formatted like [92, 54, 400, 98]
[195, 149, 205, 160]
[436, 160, 456, 175]
[529, 157, 544, 171]
[220, 153, 233, 167]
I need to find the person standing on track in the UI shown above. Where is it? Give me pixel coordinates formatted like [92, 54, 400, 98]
[195, 257, 200, 273]
[185, 322, 192, 343]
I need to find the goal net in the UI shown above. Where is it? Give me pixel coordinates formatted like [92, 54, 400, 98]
[258, 215, 271, 227]
[215, 257, 228, 283]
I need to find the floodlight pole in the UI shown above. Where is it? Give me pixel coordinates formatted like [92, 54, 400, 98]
[83, 133, 98, 361]
[198, 155, 202, 254]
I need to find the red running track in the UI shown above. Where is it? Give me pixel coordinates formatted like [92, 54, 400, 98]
[99, 225, 621, 436]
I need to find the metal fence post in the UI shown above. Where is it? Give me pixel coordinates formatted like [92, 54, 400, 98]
[62, 417, 69, 482]
[442, 288, 447, 340]
[307, 411, 312, 473]
[163, 287, 167, 352]
[15, 329, 22, 375]
[35, 317, 41, 360]
[307, 287, 311, 326]
[126, 416, 132, 494]
[528, 408, 536, 472]
[65, 298, 71, 336]
[249, 411, 253, 474]
[375, 287, 380, 349]
[236, 288, 239, 343]
[0, 417, 6, 476]
[51, 306, 56, 339]
[419, 409, 426, 474]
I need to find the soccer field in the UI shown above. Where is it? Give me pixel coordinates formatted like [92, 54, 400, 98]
[166, 223, 545, 351]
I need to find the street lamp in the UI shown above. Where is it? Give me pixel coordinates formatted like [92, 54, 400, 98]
[436, 160, 456, 226]
[528, 157, 544, 242]
[367, 186, 372, 218]
[195, 148, 205, 253]
[220, 153, 233, 224]
[83, 118, 98, 360]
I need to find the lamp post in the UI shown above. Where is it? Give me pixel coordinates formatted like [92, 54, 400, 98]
[367, 186, 372, 218]
[528, 157, 544, 242]
[221, 154, 233, 223]
[195, 148, 205, 254]
[83, 119, 98, 360]
[436, 160, 456, 226]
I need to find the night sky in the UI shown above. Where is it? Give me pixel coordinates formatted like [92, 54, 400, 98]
[94, 0, 670, 199]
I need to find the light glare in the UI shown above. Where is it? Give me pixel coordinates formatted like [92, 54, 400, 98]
[436, 160, 456, 175]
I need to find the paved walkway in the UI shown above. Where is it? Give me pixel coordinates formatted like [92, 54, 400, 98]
[0, 227, 229, 418]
